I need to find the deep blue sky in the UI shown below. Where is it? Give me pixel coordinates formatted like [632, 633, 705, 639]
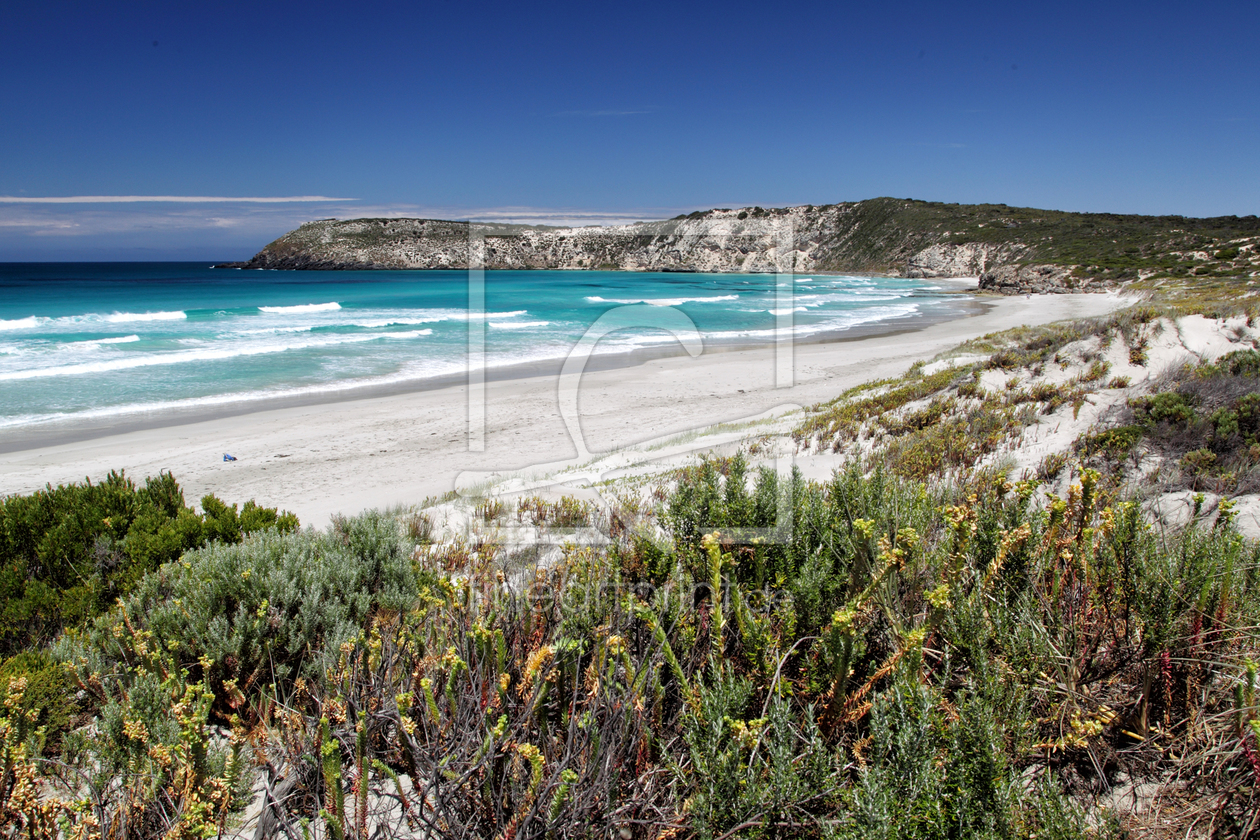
[2, 0, 1257, 259]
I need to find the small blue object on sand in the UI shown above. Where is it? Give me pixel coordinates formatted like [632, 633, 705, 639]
[223, 453, 237, 462]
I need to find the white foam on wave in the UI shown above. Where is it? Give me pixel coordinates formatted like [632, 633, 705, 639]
[383, 329, 433, 338]
[703, 302, 923, 342]
[0, 342, 577, 430]
[0, 328, 433, 382]
[380, 309, 528, 323]
[66, 335, 141, 347]
[2, 311, 187, 328]
[592, 334, 683, 352]
[102, 310, 187, 323]
[0, 346, 539, 431]
[585, 294, 739, 306]
[0, 333, 612, 429]
[230, 310, 526, 338]
[351, 318, 437, 328]
[240, 318, 454, 335]
[273, 306, 529, 324]
[490, 320, 550, 329]
[794, 291, 910, 304]
[0, 364, 455, 431]
[234, 325, 316, 336]
[258, 302, 342, 315]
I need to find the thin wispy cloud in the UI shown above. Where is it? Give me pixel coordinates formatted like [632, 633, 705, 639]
[458, 206, 688, 226]
[555, 109, 650, 117]
[0, 218, 77, 228]
[0, 195, 358, 204]
[332, 204, 689, 227]
[0, 200, 702, 259]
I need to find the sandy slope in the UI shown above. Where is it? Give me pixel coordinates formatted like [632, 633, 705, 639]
[0, 290, 1127, 528]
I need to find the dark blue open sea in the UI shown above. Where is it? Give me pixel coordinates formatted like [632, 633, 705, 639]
[0, 263, 967, 434]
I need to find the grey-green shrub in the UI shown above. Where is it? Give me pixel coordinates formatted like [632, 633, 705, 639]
[682, 671, 840, 839]
[0, 470, 296, 657]
[59, 510, 418, 706]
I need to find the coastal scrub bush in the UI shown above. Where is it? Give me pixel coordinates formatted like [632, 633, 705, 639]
[56, 664, 251, 837]
[1131, 392, 1197, 427]
[882, 406, 1028, 481]
[13, 435, 1260, 836]
[1207, 348, 1260, 377]
[1081, 350, 1260, 492]
[475, 498, 508, 523]
[794, 367, 968, 451]
[682, 676, 840, 838]
[516, 495, 592, 528]
[833, 671, 1072, 840]
[1077, 424, 1145, 463]
[0, 471, 297, 656]
[880, 396, 956, 437]
[0, 651, 75, 753]
[58, 510, 416, 715]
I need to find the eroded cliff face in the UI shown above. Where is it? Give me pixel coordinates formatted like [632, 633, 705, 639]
[231, 202, 1019, 278]
[236, 207, 858, 274]
[223, 197, 1260, 294]
[905, 243, 1022, 278]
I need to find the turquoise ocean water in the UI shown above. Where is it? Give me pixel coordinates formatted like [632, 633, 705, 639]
[0, 263, 967, 434]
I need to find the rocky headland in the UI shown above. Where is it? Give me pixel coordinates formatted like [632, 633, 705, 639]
[220, 197, 1260, 294]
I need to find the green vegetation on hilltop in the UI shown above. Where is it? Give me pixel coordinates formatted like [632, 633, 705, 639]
[857, 197, 1260, 279]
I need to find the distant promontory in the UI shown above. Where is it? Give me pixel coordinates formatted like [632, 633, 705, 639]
[218, 197, 1260, 294]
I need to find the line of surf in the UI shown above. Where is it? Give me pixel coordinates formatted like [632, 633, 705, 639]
[585, 295, 740, 306]
[0, 311, 188, 330]
[257, 302, 342, 315]
[0, 329, 434, 382]
[0, 299, 954, 432]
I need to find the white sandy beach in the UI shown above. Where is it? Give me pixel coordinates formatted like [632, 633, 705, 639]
[0, 290, 1130, 527]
